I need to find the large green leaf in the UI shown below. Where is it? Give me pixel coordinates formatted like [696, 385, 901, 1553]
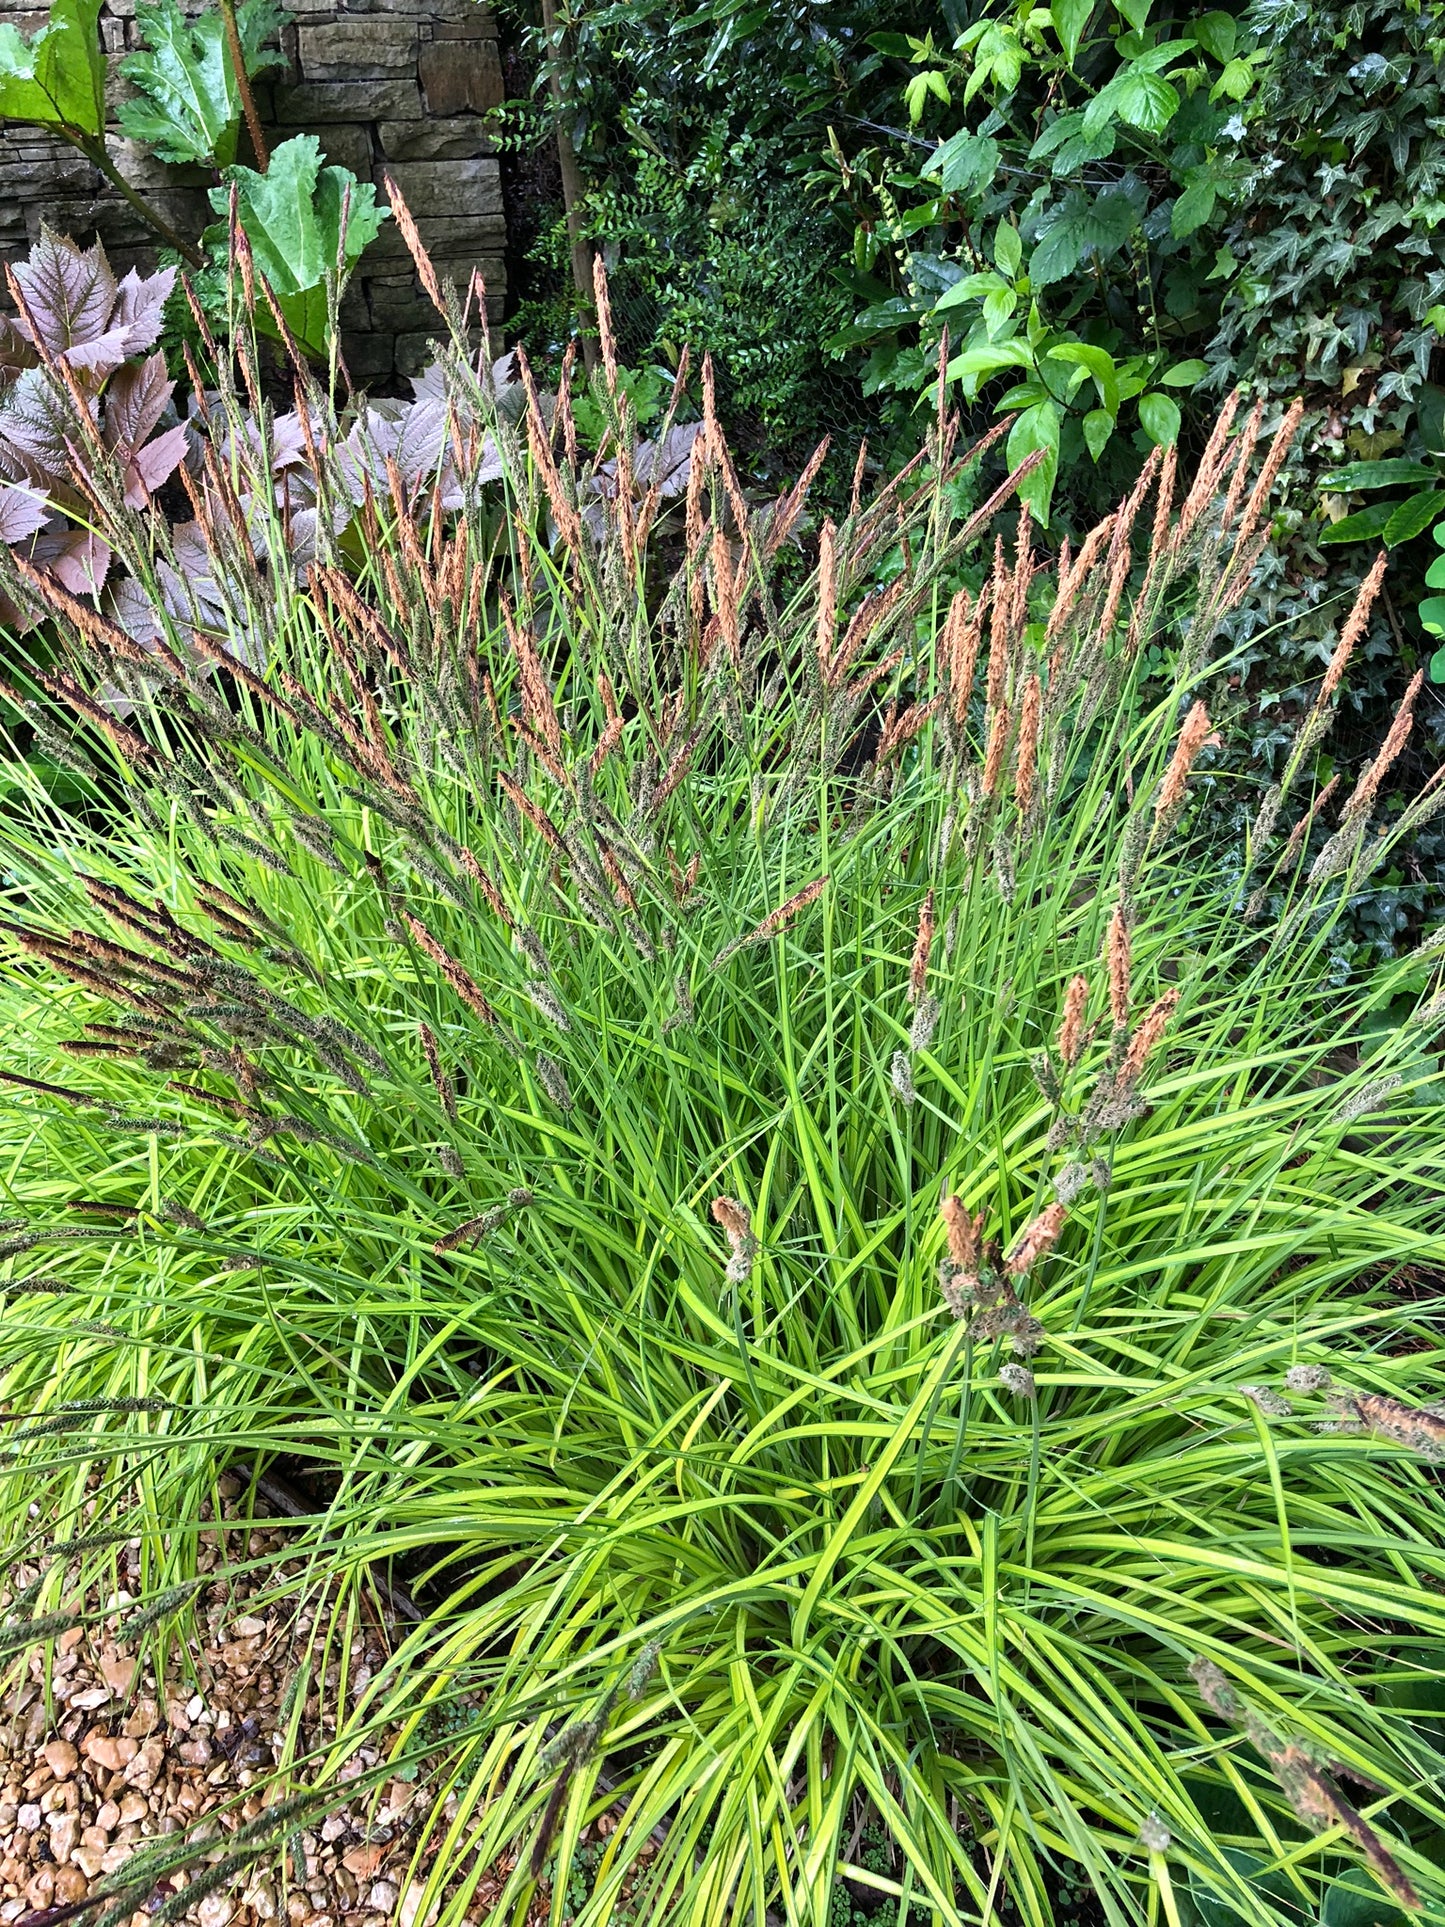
[0, 0, 103, 137]
[1319, 501, 1396, 545]
[118, 0, 286, 169]
[1050, 0, 1093, 63]
[1137, 390, 1181, 446]
[1383, 487, 1445, 546]
[205, 135, 387, 358]
[921, 127, 999, 195]
[1031, 189, 1138, 288]
[1006, 399, 1060, 522]
[1318, 459, 1439, 491]
[1046, 340, 1119, 415]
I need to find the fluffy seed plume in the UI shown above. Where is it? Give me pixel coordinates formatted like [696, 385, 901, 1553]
[1004, 1202, 1066, 1277]
[999, 1363, 1036, 1399]
[1321, 552, 1387, 706]
[909, 890, 935, 1004]
[982, 703, 1011, 799]
[711, 1195, 757, 1284]
[1105, 907, 1131, 1029]
[1153, 701, 1215, 833]
[723, 875, 829, 960]
[1014, 673, 1041, 816]
[1057, 975, 1089, 1067]
[404, 914, 498, 1027]
[1119, 987, 1180, 1085]
[940, 1189, 983, 1271]
[1351, 1392, 1445, 1461]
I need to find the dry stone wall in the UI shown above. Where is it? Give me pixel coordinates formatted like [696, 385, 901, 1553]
[0, 0, 506, 382]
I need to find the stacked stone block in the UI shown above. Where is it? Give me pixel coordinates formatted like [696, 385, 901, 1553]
[0, 0, 506, 380]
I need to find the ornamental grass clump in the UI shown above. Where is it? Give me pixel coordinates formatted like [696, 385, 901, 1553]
[0, 232, 1444, 1927]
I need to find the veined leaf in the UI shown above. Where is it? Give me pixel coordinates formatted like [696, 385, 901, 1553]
[1383, 488, 1445, 546]
[1318, 502, 1395, 544]
[1138, 390, 1181, 447]
[1050, 0, 1093, 64]
[1030, 189, 1137, 288]
[0, 0, 104, 137]
[1318, 459, 1439, 491]
[1171, 175, 1216, 238]
[1082, 407, 1113, 462]
[205, 137, 388, 359]
[1006, 399, 1060, 521]
[118, 0, 287, 169]
[921, 127, 1000, 195]
[1046, 340, 1119, 416]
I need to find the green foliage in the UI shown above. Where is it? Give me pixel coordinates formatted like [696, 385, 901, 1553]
[118, 0, 288, 169]
[824, 0, 1257, 519]
[198, 134, 388, 357]
[1, 290, 1444, 1924]
[0, 0, 103, 138]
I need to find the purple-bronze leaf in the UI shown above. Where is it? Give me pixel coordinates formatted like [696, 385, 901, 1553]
[31, 528, 111, 599]
[124, 422, 188, 505]
[0, 480, 50, 545]
[104, 353, 176, 455]
[62, 326, 136, 380]
[11, 231, 117, 359]
[112, 265, 177, 358]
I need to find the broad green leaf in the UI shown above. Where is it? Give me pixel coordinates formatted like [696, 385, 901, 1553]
[1137, 390, 1181, 446]
[1425, 548, 1445, 587]
[1006, 399, 1060, 521]
[1319, 502, 1396, 544]
[206, 135, 387, 358]
[1050, 0, 1093, 63]
[1046, 340, 1119, 415]
[921, 127, 1000, 194]
[1321, 1870, 1410, 1927]
[118, 0, 286, 169]
[1194, 9, 1236, 59]
[1111, 67, 1180, 131]
[1171, 175, 1216, 237]
[1210, 55, 1255, 100]
[993, 221, 1022, 278]
[982, 285, 1017, 335]
[1031, 189, 1137, 288]
[1418, 384, 1445, 454]
[1383, 488, 1445, 545]
[1111, 0, 1150, 29]
[1082, 407, 1113, 461]
[933, 271, 1010, 312]
[945, 340, 1034, 383]
[1159, 357, 1209, 387]
[0, 0, 104, 137]
[1318, 459, 1439, 491]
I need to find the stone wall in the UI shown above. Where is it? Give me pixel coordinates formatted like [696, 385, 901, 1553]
[0, 0, 506, 383]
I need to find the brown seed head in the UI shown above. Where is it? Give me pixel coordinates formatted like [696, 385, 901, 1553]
[940, 1189, 983, 1271]
[1321, 550, 1387, 706]
[909, 889, 935, 1004]
[1005, 1202, 1066, 1277]
[1153, 700, 1215, 831]
[1057, 974, 1089, 1067]
[1119, 986, 1180, 1085]
[1014, 672, 1042, 816]
[1105, 906, 1131, 1029]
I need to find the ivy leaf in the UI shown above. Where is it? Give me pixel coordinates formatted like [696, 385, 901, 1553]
[1006, 400, 1061, 522]
[205, 136, 388, 359]
[0, 0, 104, 138]
[1171, 175, 1216, 238]
[119, 0, 286, 169]
[1082, 408, 1113, 462]
[1383, 488, 1445, 546]
[1050, 0, 1093, 64]
[1137, 391, 1181, 446]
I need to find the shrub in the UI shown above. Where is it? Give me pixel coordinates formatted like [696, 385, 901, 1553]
[1, 272, 1444, 1927]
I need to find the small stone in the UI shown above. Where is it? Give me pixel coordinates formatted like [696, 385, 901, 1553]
[342, 1847, 383, 1880]
[185, 1697, 205, 1721]
[16, 1803, 40, 1831]
[242, 1880, 277, 1920]
[367, 1883, 397, 1914]
[82, 1735, 137, 1772]
[47, 1812, 79, 1859]
[96, 1801, 121, 1830]
[99, 1657, 136, 1699]
[286, 1895, 309, 1925]
[71, 1847, 104, 1880]
[118, 1793, 148, 1824]
[69, 1689, 109, 1711]
[398, 1884, 435, 1927]
[197, 1893, 232, 1927]
[320, 1815, 349, 1843]
[23, 1869, 53, 1909]
[42, 1742, 77, 1779]
[229, 1616, 266, 1638]
[52, 1867, 88, 1906]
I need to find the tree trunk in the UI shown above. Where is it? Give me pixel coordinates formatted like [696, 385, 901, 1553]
[539, 0, 599, 375]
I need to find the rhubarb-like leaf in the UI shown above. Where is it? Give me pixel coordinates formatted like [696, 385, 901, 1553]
[118, 0, 286, 168]
[0, 0, 104, 137]
[206, 136, 387, 359]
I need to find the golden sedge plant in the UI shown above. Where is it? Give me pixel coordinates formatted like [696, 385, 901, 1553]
[0, 228, 1443, 1927]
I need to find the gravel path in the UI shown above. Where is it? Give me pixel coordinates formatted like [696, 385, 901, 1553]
[0, 1477, 547, 1927]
